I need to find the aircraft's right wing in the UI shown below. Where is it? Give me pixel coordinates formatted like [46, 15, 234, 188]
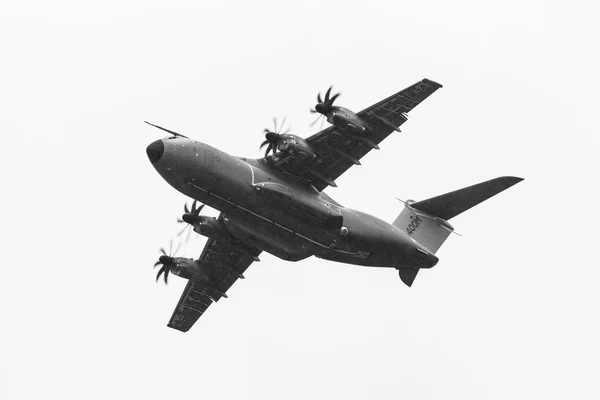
[270, 79, 443, 191]
[167, 236, 261, 332]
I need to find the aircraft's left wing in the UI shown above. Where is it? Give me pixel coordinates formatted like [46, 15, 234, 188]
[167, 236, 261, 332]
[271, 79, 442, 191]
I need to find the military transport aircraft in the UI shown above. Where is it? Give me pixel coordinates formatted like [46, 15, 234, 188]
[146, 78, 523, 332]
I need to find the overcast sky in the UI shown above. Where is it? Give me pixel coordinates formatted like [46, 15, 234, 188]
[1, 1, 599, 399]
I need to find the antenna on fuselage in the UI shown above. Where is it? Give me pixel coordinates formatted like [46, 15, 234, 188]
[144, 121, 189, 138]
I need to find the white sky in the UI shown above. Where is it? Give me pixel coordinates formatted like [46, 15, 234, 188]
[1, 1, 599, 399]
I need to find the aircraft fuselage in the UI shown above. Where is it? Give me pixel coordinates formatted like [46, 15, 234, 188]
[147, 137, 438, 270]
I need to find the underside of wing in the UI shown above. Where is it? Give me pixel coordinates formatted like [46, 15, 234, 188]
[168, 279, 213, 332]
[270, 79, 443, 191]
[167, 235, 261, 332]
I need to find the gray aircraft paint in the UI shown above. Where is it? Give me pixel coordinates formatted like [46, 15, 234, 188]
[149, 136, 439, 270]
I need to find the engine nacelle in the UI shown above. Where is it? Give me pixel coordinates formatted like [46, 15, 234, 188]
[192, 215, 231, 239]
[191, 214, 260, 262]
[328, 106, 369, 132]
[276, 134, 315, 158]
[169, 257, 210, 281]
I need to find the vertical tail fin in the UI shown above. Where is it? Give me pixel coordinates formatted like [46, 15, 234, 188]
[393, 203, 455, 254]
[393, 176, 523, 286]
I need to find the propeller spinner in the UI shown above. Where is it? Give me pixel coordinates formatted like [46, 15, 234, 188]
[260, 116, 291, 157]
[153, 240, 181, 284]
[176, 200, 205, 241]
[311, 86, 341, 116]
[310, 86, 341, 128]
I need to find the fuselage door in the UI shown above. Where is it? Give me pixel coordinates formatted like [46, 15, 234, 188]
[204, 149, 214, 171]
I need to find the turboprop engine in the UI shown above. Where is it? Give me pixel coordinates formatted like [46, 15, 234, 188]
[177, 201, 239, 242]
[168, 257, 211, 281]
[274, 134, 315, 158]
[310, 86, 369, 133]
[153, 241, 212, 283]
[259, 117, 315, 159]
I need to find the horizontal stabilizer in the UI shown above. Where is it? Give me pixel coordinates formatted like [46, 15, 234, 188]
[411, 176, 523, 220]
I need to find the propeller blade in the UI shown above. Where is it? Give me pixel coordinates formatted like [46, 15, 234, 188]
[310, 108, 319, 114]
[153, 261, 161, 268]
[310, 114, 322, 127]
[160, 248, 167, 256]
[156, 266, 165, 281]
[184, 203, 190, 214]
[325, 86, 332, 103]
[164, 267, 170, 283]
[177, 224, 189, 237]
[329, 92, 340, 105]
[173, 241, 182, 256]
[196, 203, 204, 215]
[260, 139, 270, 149]
[282, 126, 291, 135]
[317, 92, 323, 104]
[264, 143, 272, 158]
[273, 116, 278, 133]
[280, 116, 287, 133]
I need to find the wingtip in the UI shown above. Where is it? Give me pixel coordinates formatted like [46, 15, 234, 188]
[501, 176, 525, 186]
[423, 78, 443, 88]
[167, 323, 189, 333]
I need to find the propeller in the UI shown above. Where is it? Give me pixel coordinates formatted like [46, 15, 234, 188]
[309, 112, 326, 130]
[153, 240, 182, 284]
[176, 200, 205, 241]
[311, 86, 341, 117]
[260, 116, 291, 157]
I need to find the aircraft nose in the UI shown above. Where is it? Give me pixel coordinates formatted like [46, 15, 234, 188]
[146, 140, 164, 164]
